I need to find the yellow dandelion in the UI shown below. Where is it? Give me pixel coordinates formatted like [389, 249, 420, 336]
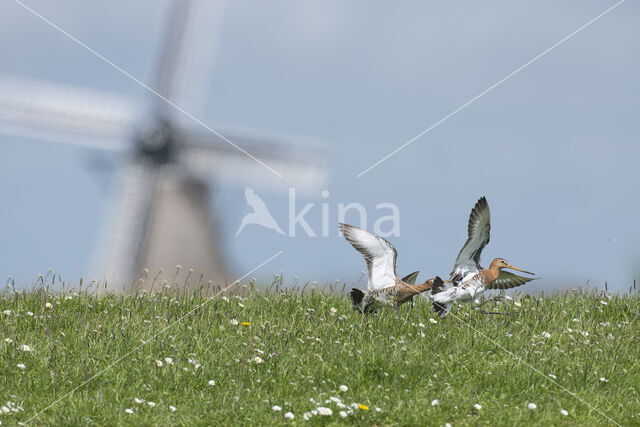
[241, 322, 251, 326]
[358, 404, 369, 410]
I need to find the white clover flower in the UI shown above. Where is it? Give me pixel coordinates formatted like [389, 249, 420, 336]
[431, 399, 439, 406]
[339, 411, 348, 417]
[254, 356, 263, 364]
[169, 405, 177, 412]
[147, 401, 156, 407]
[339, 385, 348, 392]
[528, 403, 537, 409]
[272, 405, 282, 411]
[208, 380, 216, 386]
[541, 332, 551, 338]
[560, 409, 568, 416]
[17, 363, 26, 369]
[134, 398, 144, 404]
[303, 412, 312, 420]
[317, 407, 332, 416]
[474, 403, 482, 410]
[20, 345, 31, 352]
[125, 408, 134, 414]
[155, 360, 163, 367]
[45, 302, 52, 308]
[231, 319, 239, 326]
[284, 411, 294, 419]
[429, 318, 438, 324]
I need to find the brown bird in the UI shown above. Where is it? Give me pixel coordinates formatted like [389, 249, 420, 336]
[339, 223, 443, 314]
[430, 197, 536, 317]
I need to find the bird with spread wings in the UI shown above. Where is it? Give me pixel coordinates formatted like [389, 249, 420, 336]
[339, 223, 442, 314]
[430, 197, 536, 317]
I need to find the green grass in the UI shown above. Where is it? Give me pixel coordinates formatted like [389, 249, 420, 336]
[1, 277, 639, 426]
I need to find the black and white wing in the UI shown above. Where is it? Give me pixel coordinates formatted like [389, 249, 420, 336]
[487, 271, 537, 290]
[339, 223, 397, 291]
[401, 271, 419, 285]
[449, 197, 491, 283]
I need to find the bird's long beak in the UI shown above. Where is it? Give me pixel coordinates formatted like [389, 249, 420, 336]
[507, 264, 535, 275]
[445, 280, 452, 283]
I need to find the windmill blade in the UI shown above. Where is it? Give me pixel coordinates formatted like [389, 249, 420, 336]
[89, 159, 158, 293]
[153, 0, 226, 117]
[0, 76, 137, 149]
[177, 126, 327, 194]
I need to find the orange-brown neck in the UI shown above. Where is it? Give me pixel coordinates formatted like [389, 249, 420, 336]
[480, 264, 501, 285]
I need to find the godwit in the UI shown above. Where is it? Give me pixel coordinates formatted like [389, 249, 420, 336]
[339, 223, 443, 314]
[430, 197, 535, 317]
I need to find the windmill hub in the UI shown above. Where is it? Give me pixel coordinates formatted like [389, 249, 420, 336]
[135, 118, 177, 164]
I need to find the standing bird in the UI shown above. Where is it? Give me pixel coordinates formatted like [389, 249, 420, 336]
[339, 223, 443, 314]
[430, 197, 535, 317]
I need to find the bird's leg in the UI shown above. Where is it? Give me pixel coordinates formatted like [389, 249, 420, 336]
[472, 296, 513, 315]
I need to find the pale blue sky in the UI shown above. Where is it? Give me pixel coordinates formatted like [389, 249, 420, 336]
[1, 1, 639, 292]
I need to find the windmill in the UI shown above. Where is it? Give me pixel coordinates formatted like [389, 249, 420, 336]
[0, 1, 326, 293]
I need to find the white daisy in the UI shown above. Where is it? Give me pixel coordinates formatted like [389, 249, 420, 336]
[317, 407, 333, 416]
[284, 411, 294, 419]
[330, 307, 337, 314]
[560, 409, 569, 416]
[125, 408, 134, 414]
[272, 405, 282, 411]
[429, 318, 437, 324]
[548, 374, 557, 380]
[134, 398, 144, 404]
[339, 411, 348, 417]
[164, 357, 173, 365]
[208, 380, 216, 386]
[45, 302, 52, 308]
[231, 319, 239, 326]
[431, 399, 439, 406]
[147, 401, 156, 407]
[254, 356, 263, 364]
[474, 403, 482, 410]
[541, 332, 551, 338]
[599, 377, 608, 382]
[528, 403, 537, 410]
[303, 412, 312, 420]
[169, 405, 177, 412]
[339, 385, 348, 392]
[155, 360, 163, 367]
[20, 345, 31, 352]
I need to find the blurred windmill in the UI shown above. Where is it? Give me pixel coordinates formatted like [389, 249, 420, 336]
[0, 1, 325, 293]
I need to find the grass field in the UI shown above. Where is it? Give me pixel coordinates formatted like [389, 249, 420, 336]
[1, 275, 639, 426]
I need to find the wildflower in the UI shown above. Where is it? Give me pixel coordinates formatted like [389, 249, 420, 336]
[26, 311, 34, 316]
[514, 302, 521, 308]
[330, 307, 337, 314]
[231, 319, 239, 326]
[600, 300, 608, 306]
[528, 403, 537, 410]
[560, 409, 569, 416]
[339, 411, 348, 417]
[303, 412, 312, 420]
[431, 399, 439, 406]
[238, 303, 245, 308]
[429, 318, 438, 324]
[317, 407, 332, 416]
[155, 360, 163, 367]
[164, 357, 174, 365]
[125, 408, 134, 414]
[284, 411, 294, 419]
[474, 403, 482, 410]
[272, 405, 282, 411]
[169, 405, 177, 412]
[358, 404, 369, 410]
[20, 345, 31, 352]
[548, 374, 557, 380]
[59, 331, 65, 336]
[376, 407, 382, 412]
[241, 322, 251, 326]
[3, 310, 11, 315]
[254, 356, 263, 364]
[208, 380, 216, 386]
[134, 398, 144, 404]
[541, 332, 551, 338]
[339, 385, 348, 392]
[599, 377, 608, 382]
[45, 302, 52, 308]
[147, 401, 156, 407]
[17, 363, 26, 369]
[4, 338, 12, 343]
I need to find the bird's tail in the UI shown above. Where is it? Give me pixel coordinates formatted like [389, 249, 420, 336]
[431, 276, 445, 294]
[350, 288, 365, 313]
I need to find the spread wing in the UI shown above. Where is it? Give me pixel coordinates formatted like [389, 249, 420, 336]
[449, 197, 490, 283]
[487, 270, 536, 290]
[401, 271, 419, 285]
[339, 223, 397, 291]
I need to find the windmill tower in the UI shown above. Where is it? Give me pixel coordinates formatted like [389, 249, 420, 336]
[0, 1, 325, 293]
